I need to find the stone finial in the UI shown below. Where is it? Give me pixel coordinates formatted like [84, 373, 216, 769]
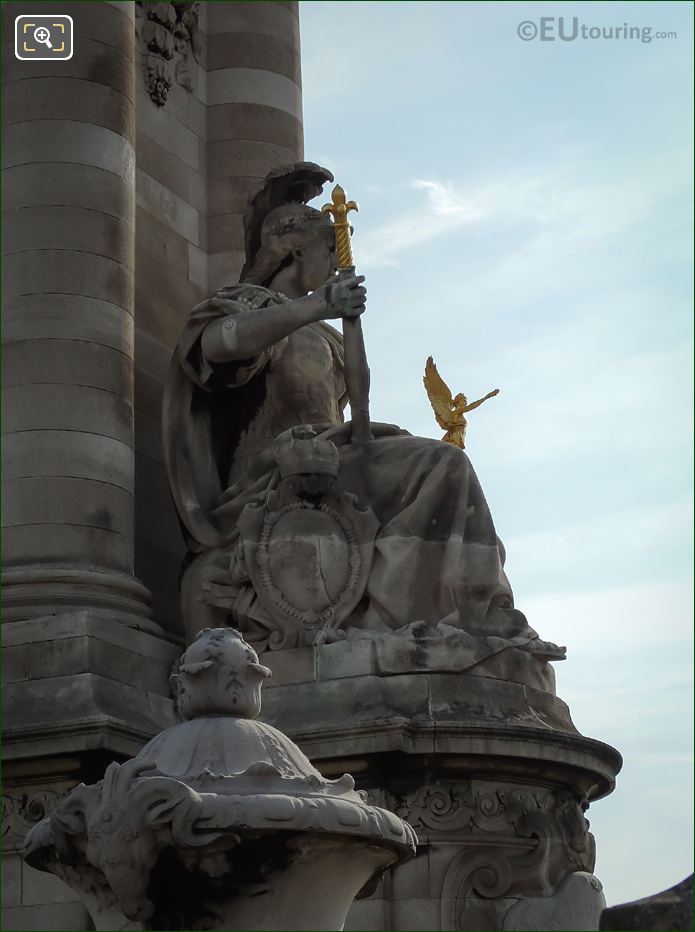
[171, 627, 271, 721]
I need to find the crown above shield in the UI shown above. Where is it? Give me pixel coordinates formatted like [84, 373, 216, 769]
[275, 432, 341, 478]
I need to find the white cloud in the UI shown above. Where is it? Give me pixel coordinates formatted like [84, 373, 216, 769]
[355, 177, 514, 267]
[354, 144, 691, 278]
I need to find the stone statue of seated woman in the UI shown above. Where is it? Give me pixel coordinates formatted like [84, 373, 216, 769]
[162, 163, 562, 672]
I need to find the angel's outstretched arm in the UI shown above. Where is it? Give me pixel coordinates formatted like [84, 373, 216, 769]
[463, 389, 499, 413]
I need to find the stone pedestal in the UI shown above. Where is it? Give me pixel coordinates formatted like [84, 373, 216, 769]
[259, 632, 622, 931]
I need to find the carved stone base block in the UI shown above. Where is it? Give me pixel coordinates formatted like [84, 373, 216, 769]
[258, 633, 622, 931]
[3, 610, 180, 760]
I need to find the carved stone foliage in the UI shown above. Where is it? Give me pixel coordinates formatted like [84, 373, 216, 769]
[374, 780, 592, 906]
[359, 780, 597, 930]
[135, 2, 201, 106]
[2, 789, 69, 850]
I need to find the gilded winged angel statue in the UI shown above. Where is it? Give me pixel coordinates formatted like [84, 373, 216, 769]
[423, 356, 499, 449]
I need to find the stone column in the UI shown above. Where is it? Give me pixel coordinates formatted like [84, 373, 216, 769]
[2, 1, 155, 630]
[2, 13, 180, 927]
[206, 0, 303, 289]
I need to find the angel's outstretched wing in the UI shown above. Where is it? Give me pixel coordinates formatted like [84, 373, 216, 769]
[423, 356, 455, 431]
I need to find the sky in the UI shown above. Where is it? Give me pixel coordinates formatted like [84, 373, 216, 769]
[299, 0, 693, 908]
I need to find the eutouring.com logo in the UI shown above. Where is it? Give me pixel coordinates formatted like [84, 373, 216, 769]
[517, 17, 677, 43]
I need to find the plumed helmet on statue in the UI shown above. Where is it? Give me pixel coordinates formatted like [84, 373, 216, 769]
[240, 162, 336, 287]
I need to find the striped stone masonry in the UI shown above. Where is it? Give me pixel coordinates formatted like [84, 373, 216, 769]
[2, 0, 156, 627]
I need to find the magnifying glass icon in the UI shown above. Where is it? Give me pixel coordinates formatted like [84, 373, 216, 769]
[34, 26, 53, 49]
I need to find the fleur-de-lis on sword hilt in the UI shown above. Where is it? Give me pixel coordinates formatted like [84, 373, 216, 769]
[321, 185, 358, 270]
[320, 184, 371, 443]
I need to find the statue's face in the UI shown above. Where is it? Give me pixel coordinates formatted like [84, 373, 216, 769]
[296, 233, 336, 292]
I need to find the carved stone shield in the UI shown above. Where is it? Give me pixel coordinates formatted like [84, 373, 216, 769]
[238, 490, 379, 647]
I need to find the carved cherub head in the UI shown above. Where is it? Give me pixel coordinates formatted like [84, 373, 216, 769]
[171, 628, 271, 721]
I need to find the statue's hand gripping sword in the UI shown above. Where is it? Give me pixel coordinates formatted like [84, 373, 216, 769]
[322, 185, 372, 444]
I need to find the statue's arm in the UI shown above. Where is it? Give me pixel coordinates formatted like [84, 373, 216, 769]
[200, 275, 366, 363]
[463, 389, 499, 412]
[201, 295, 322, 362]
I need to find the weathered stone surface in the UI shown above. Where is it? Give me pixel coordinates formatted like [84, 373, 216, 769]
[187, 243, 208, 289]
[2, 853, 22, 907]
[134, 98, 200, 171]
[4, 672, 176, 760]
[21, 861, 77, 907]
[134, 408, 165, 463]
[3, 384, 132, 443]
[4, 121, 135, 177]
[262, 667, 621, 803]
[5, 249, 134, 310]
[207, 211, 247, 253]
[208, 138, 297, 178]
[4, 431, 133, 494]
[207, 247, 246, 289]
[2, 610, 179, 760]
[5, 162, 133, 219]
[4, 294, 134, 356]
[207, 31, 301, 82]
[502, 872, 606, 930]
[5, 205, 132, 264]
[1, 903, 90, 932]
[4, 77, 132, 136]
[262, 672, 433, 746]
[391, 898, 440, 930]
[136, 169, 199, 244]
[600, 875, 693, 931]
[3, 477, 134, 538]
[315, 638, 375, 681]
[208, 102, 303, 149]
[137, 84, 206, 139]
[135, 327, 174, 381]
[135, 285, 191, 348]
[136, 205, 189, 270]
[207, 67, 303, 117]
[207, 175, 264, 216]
[260, 645, 316, 685]
[4, 38, 134, 103]
[207, 1, 300, 44]
[3, 610, 176, 659]
[3, 338, 132, 394]
[3, 525, 132, 574]
[345, 898, 386, 931]
[2, 644, 30, 683]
